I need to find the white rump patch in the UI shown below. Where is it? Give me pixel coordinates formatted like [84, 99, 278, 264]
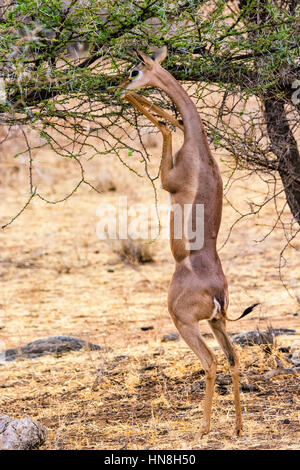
[211, 298, 221, 319]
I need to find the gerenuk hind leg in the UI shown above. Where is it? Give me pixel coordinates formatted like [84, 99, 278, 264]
[172, 314, 217, 436]
[208, 316, 242, 435]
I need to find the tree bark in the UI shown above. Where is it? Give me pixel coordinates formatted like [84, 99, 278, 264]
[264, 98, 300, 223]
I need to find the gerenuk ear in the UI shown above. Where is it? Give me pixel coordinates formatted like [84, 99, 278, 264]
[151, 45, 167, 64]
[135, 49, 154, 69]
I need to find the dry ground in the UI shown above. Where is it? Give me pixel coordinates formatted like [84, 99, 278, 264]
[0, 123, 299, 450]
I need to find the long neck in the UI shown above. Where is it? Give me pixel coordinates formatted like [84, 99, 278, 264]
[157, 68, 222, 249]
[156, 69, 206, 142]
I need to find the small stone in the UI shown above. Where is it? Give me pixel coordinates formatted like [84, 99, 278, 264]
[114, 355, 130, 362]
[290, 340, 300, 353]
[191, 382, 204, 394]
[231, 330, 273, 346]
[278, 347, 290, 353]
[152, 347, 164, 356]
[241, 383, 259, 392]
[161, 332, 180, 342]
[141, 364, 159, 371]
[141, 326, 154, 331]
[4, 336, 102, 361]
[217, 385, 228, 395]
[0, 415, 47, 450]
[291, 351, 300, 366]
[231, 328, 296, 347]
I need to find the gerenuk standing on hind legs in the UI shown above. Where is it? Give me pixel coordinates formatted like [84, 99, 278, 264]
[121, 46, 258, 437]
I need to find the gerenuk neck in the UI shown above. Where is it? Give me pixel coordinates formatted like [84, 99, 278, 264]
[156, 68, 223, 256]
[157, 68, 208, 146]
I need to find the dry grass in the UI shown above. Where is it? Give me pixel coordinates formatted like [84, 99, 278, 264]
[117, 239, 154, 265]
[1, 340, 299, 449]
[0, 120, 299, 450]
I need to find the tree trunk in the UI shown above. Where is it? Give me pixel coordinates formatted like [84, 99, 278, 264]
[263, 98, 300, 224]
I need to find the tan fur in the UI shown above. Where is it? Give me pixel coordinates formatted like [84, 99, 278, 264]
[122, 47, 243, 437]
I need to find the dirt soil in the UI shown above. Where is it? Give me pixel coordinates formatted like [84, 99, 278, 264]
[0, 124, 299, 450]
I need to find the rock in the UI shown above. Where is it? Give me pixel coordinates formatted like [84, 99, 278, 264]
[4, 336, 102, 361]
[190, 382, 204, 394]
[231, 328, 296, 346]
[290, 340, 300, 353]
[291, 351, 300, 366]
[278, 347, 290, 353]
[231, 330, 273, 346]
[152, 347, 164, 356]
[285, 341, 300, 366]
[240, 383, 259, 392]
[0, 415, 47, 450]
[140, 364, 164, 372]
[216, 375, 231, 386]
[263, 368, 297, 380]
[216, 385, 228, 395]
[161, 332, 180, 342]
[114, 355, 130, 362]
[271, 328, 297, 336]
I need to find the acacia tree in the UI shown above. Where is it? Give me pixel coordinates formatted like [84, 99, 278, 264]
[0, 0, 299, 242]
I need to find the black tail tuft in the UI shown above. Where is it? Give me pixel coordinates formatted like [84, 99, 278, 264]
[226, 302, 260, 322]
[239, 303, 260, 320]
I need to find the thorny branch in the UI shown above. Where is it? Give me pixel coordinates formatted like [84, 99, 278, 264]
[0, 0, 299, 293]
